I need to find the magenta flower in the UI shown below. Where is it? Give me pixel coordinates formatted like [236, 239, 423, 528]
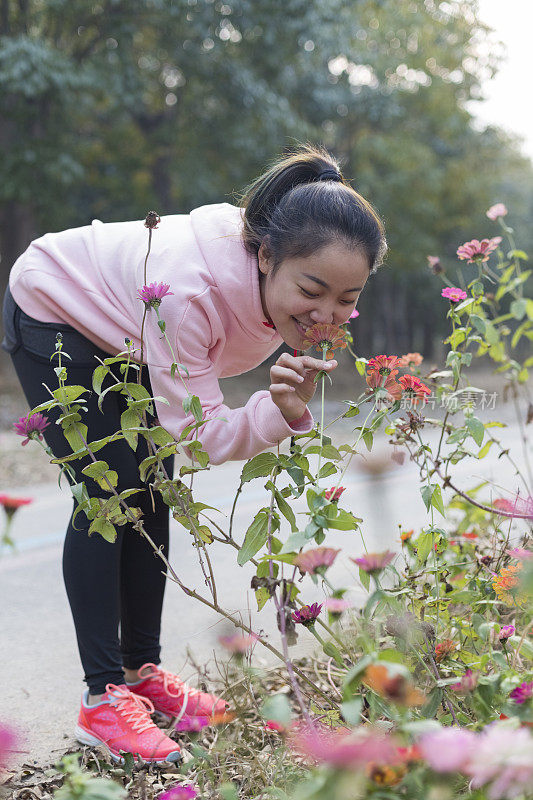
[292, 603, 322, 627]
[351, 551, 395, 576]
[493, 496, 533, 520]
[137, 281, 174, 308]
[486, 203, 508, 221]
[0, 722, 17, 768]
[349, 308, 360, 319]
[466, 724, 533, 799]
[509, 680, 533, 705]
[158, 786, 198, 800]
[294, 547, 340, 575]
[13, 412, 50, 446]
[218, 632, 259, 653]
[325, 597, 352, 616]
[290, 723, 399, 769]
[418, 727, 477, 772]
[456, 236, 502, 263]
[451, 669, 478, 694]
[441, 287, 467, 303]
[499, 625, 516, 642]
[325, 486, 345, 502]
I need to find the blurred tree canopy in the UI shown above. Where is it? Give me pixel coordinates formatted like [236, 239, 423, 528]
[1, 0, 532, 355]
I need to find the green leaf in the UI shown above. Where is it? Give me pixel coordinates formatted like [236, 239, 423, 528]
[81, 460, 118, 491]
[88, 517, 117, 543]
[260, 694, 291, 726]
[63, 422, 88, 453]
[237, 510, 272, 566]
[120, 408, 140, 451]
[92, 364, 110, 394]
[322, 640, 344, 667]
[416, 531, 433, 565]
[318, 462, 337, 479]
[466, 416, 485, 447]
[255, 586, 270, 611]
[359, 566, 371, 591]
[422, 687, 443, 718]
[511, 299, 527, 320]
[470, 315, 486, 334]
[241, 452, 278, 483]
[341, 698, 363, 725]
[52, 385, 89, 404]
[280, 531, 308, 553]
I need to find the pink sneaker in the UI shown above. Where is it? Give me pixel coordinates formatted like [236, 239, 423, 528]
[75, 683, 182, 763]
[126, 663, 230, 731]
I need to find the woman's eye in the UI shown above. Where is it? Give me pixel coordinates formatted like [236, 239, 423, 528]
[300, 288, 318, 298]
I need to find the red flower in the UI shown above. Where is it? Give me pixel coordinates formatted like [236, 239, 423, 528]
[365, 370, 403, 402]
[325, 486, 345, 502]
[435, 639, 456, 662]
[486, 203, 507, 221]
[462, 532, 478, 540]
[398, 352, 423, 371]
[0, 495, 33, 516]
[427, 255, 443, 274]
[294, 547, 340, 575]
[367, 355, 402, 376]
[398, 375, 431, 405]
[456, 237, 502, 263]
[301, 323, 348, 359]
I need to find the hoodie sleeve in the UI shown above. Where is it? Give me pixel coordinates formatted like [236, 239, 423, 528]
[145, 299, 314, 466]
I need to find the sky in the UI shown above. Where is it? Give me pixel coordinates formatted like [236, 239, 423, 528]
[469, 0, 533, 161]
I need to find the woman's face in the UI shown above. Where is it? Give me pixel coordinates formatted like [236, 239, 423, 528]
[258, 241, 370, 350]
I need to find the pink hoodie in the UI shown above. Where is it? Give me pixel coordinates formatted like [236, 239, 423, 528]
[8, 202, 314, 464]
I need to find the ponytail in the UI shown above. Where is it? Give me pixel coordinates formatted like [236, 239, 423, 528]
[234, 141, 387, 275]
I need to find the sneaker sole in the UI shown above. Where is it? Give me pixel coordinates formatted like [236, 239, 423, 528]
[74, 724, 182, 764]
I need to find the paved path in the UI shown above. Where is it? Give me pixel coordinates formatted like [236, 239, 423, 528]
[1, 405, 531, 768]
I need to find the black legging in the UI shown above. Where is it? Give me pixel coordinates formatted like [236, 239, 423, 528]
[4, 291, 174, 694]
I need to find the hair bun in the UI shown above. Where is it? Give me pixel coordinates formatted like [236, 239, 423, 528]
[316, 168, 342, 182]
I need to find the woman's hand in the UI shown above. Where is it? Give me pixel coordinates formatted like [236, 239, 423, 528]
[269, 352, 337, 424]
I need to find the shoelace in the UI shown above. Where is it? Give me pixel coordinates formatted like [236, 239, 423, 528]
[106, 683, 157, 734]
[139, 664, 204, 724]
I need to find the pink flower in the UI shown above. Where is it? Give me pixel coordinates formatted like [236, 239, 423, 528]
[349, 308, 360, 319]
[218, 632, 259, 653]
[442, 287, 467, 303]
[13, 412, 50, 446]
[290, 724, 399, 769]
[418, 727, 477, 772]
[0, 722, 17, 768]
[506, 548, 533, 560]
[137, 281, 174, 308]
[486, 203, 508, 221]
[499, 625, 515, 642]
[351, 551, 395, 575]
[292, 603, 322, 626]
[509, 681, 533, 705]
[325, 486, 345, 502]
[398, 352, 423, 370]
[0, 495, 33, 518]
[367, 355, 402, 375]
[427, 255, 443, 274]
[493, 496, 533, 520]
[294, 547, 340, 575]
[325, 597, 352, 616]
[398, 375, 431, 405]
[466, 724, 533, 799]
[456, 237, 502, 263]
[451, 669, 478, 694]
[158, 787, 198, 800]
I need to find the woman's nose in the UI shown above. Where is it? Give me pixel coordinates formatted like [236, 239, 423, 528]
[309, 307, 334, 324]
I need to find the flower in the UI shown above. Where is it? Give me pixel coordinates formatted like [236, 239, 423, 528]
[365, 370, 403, 402]
[499, 625, 515, 642]
[289, 724, 400, 769]
[398, 352, 423, 370]
[265, 719, 288, 734]
[418, 727, 477, 772]
[349, 308, 360, 319]
[507, 548, 533, 560]
[366, 762, 407, 786]
[456, 236, 502, 263]
[427, 255, 443, 274]
[492, 564, 523, 605]
[363, 664, 425, 707]
[462, 531, 478, 540]
[301, 322, 348, 359]
[509, 681, 533, 705]
[137, 281, 174, 308]
[294, 547, 340, 575]
[466, 723, 533, 799]
[325, 486, 345, 502]
[435, 639, 457, 662]
[441, 286, 468, 302]
[0, 722, 17, 768]
[218, 632, 259, 653]
[0, 495, 33, 518]
[367, 354, 402, 376]
[144, 211, 161, 229]
[325, 597, 352, 618]
[486, 203, 508, 221]
[451, 669, 478, 693]
[493, 496, 533, 520]
[398, 375, 431, 405]
[13, 412, 50, 446]
[158, 786, 198, 800]
[351, 551, 395, 576]
[292, 603, 322, 626]
[400, 529, 414, 544]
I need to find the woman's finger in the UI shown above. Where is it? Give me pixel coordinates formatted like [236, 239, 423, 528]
[270, 365, 305, 384]
[269, 383, 296, 394]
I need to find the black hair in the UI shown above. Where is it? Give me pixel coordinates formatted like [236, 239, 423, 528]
[234, 141, 387, 275]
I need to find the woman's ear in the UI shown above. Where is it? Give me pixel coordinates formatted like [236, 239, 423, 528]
[258, 239, 273, 276]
